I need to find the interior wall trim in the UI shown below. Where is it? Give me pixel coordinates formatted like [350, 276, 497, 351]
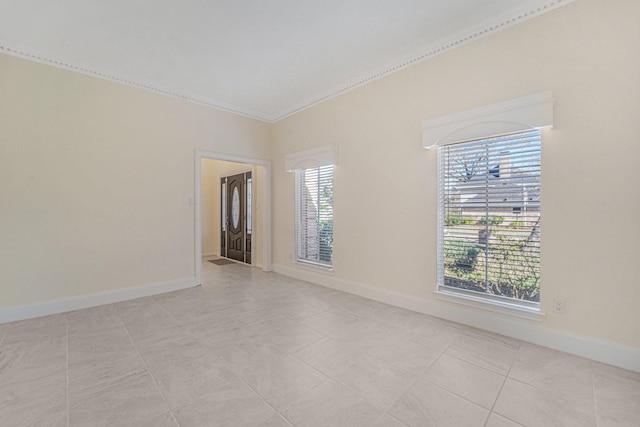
[195, 150, 273, 286]
[273, 264, 640, 373]
[422, 91, 554, 149]
[269, 0, 573, 122]
[0, 277, 198, 324]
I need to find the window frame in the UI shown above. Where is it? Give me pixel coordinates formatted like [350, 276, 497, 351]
[423, 92, 553, 320]
[436, 130, 543, 319]
[294, 165, 334, 269]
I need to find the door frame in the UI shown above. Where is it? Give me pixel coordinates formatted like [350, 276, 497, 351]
[194, 150, 272, 284]
[219, 167, 253, 263]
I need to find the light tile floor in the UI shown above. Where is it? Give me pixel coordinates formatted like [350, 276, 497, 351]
[1, 260, 639, 426]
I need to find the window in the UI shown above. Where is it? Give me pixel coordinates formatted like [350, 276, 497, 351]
[438, 130, 541, 308]
[246, 177, 252, 234]
[221, 182, 227, 232]
[295, 165, 334, 267]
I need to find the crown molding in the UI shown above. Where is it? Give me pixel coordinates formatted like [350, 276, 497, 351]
[0, 0, 573, 124]
[0, 43, 270, 122]
[271, 0, 573, 122]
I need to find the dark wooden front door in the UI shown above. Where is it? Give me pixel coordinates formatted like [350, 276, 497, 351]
[221, 172, 252, 264]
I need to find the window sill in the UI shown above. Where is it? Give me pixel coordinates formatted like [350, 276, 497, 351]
[294, 260, 334, 274]
[434, 289, 545, 322]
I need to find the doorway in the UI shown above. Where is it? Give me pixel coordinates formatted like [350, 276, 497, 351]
[221, 171, 252, 264]
[195, 151, 272, 285]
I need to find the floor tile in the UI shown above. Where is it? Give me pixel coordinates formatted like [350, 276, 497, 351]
[69, 360, 169, 427]
[281, 302, 327, 321]
[158, 298, 234, 324]
[2, 314, 67, 343]
[331, 319, 400, 351]
[509, 342, 593, 401]
[68, 328, 137, 364]
[217, 340, 288, 380]
[0, 371, 67, 427]
[444, 330, 518, 375]
[408, 320, 463, 353]
[241, 310, 297, 335]
[389, 378, 489, 427]
[423, 353, 505, 409]
[257, 413, 294, 427]
[485, 413, 524, 427]
[152, 286, 210, 305]
[369, 336, 440, 375]
[333, 295, 389, 319]
[150, 357, 245, 411]
[67, 305, 123, 335]
[592, 362, 640, 426]
[300, 308, 363, 336]
[173, 380, 280, 427]
[0, 336, 67, 383]
[1, 262, 634, 427]
[294, 336, 366, 378]
[139, 411, 180, 427]
[493, 378, 596, 427]
[240, 353, 328, 410]
[69, 353, 169, 427]
[371, 413, 408, 427]
[253, 321, 326, 354]
[282, 379, 385, 427]
[116, 301, 182, 341]
[329, 354, 417, 410]
[136, 332, 216, 369]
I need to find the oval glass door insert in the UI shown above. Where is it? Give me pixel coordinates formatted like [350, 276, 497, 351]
[231, 187, 240, 229]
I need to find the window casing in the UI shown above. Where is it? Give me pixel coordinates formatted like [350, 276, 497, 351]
[295, 165, 334, 268]
[438, 130, 541, 309]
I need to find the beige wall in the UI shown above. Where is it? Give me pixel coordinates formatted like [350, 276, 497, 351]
[0, 53, 271, 309]
[271, 0, 640, 348]
[200, 158, 219, 256]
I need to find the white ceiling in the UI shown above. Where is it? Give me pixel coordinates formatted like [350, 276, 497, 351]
[0, 0, 570, 122]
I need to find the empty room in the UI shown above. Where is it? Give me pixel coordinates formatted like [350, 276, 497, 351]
[1, 0, 638, 426]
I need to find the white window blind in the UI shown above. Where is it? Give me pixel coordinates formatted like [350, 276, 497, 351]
[438, 130, 541, 306]
[295, 165, 334, 267]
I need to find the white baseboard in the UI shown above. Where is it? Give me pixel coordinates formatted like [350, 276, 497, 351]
[0, 277, 199, 324]
[273, 264, 640, 373]
[202, 252, 217, 258]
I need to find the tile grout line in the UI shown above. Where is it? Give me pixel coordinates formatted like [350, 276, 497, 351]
[590, 361, 599, 426]
[413, 344, 510, 427]
[153, 293, 297, 426]
[444, 330, 521, 376]
[195, 269, 524, 425]
[483, 344, 523, 427]
[382, 350, 446, 424]
[290, 340, 416, 420]
[378, 373, 421, 422]
[391, 346, 449, 408]
[8, 267, 634, 426]
[189, 333, 298, 426]
[0, 323, 7, 351]
[113, 307, 182, 427]
[185, 322, 299, 426]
